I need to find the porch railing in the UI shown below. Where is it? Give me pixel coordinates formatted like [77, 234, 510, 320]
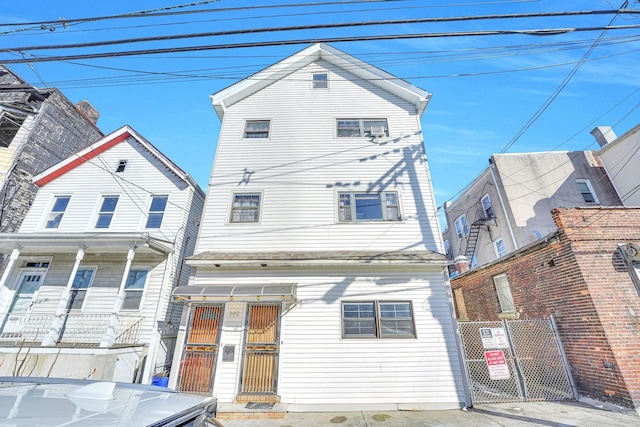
[0, 313, 144, 347]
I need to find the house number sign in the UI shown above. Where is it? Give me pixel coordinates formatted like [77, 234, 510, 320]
[224, 302, 244, 328]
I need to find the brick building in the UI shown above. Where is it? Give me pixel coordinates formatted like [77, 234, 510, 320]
[451, 207, 640, 413]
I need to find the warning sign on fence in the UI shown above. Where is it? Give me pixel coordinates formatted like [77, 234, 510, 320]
[484, 350, 510, 380]
[479, 327, 509, 349]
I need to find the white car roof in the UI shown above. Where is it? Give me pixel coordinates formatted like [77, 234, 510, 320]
[0, 377, 216, 426]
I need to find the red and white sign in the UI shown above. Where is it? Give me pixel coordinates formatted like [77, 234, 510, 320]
[484, 350, 510, 380]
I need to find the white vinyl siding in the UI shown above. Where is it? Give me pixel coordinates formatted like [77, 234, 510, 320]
[598, 127, 640, 206]
[197, 60, 438, 253]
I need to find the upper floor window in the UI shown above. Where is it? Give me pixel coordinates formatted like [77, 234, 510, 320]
[493, 273, 516, 314]
[96, 196, 119, 228]
[444, 239, 451, 256]
[68, 268, 95, 310]
[493, 237, 506, 258]
[454, 214, 468, 239]
[336, 119, 388, 138]
[123, 269, 148, 310]
[230, 193, 261, 223]
[116, 160, 127, 173]
[145, 196, 168, 228]
[244, 120, 270, 139]
[0, 110, 27, 148]
[576, 179, 599, 204]
[342, 301, 416, 339]
[312, 73, 328, 89]
[481, 194, 494, 219]
[338, 191, 400, 222]
[46, 196, 71, 229]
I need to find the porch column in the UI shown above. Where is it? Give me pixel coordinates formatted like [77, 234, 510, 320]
[42, 245, 85, 347]
[0, 248, 21, 311]
[100, 245, 136, 348]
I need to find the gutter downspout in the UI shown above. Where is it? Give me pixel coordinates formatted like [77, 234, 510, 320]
[489, 162, 518, 251]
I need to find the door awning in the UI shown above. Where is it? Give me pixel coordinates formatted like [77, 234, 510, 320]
[172, 284, 297, 303]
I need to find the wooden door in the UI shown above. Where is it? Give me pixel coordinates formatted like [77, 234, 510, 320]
[178, 305, 222, 394]
[239, 304, 280, 397]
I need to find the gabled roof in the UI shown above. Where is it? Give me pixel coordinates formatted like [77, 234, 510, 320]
[33, 125, 204, 196]
[209, 43, 431, 119]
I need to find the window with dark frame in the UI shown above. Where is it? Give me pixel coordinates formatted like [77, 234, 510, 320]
[342, 301, 416, 339]
[46, 196, 71, 229]
[145, 195, 168, 228]
[96, 196, 119, 228]
[336, 119, 388, 138]
[338, 191, 401, 222]
[116, 160, 127, 173]
[68, 269, 94, 310]
[230, 193, 261, 222]
[244, 120, 270, 139]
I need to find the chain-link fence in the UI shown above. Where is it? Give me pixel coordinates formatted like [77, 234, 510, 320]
[458, 317, 576, 404]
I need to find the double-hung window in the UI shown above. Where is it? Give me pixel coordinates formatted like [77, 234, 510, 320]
[576, 179, 598, 204]
[338, 191, 400, 222]
[244, 120, 270, 139]
[342, 301, 416, 338]
[454, 214, 468, 239]
[312, 73, 328, 89]
[230, 193, 261, 223]
[96, 196, 119, 228]
[46, 196, 71, 229]
[123, 269, 148, 310]
[493, 238, 506, 258]
[336, 119, 388, 138]
[68, 269, 94, 310]
[481, 194, 494, 219]
[145, 196, 168, 228]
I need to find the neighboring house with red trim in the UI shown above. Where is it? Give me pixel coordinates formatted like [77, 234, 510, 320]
[0, 125, 204, 384]
[170, 43, 469, 412]
[450, 206, 640, 414]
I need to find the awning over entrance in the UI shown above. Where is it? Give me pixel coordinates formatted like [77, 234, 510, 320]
[172, 284, 297, 303]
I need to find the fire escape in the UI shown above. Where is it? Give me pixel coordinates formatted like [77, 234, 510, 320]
[464, 201, 496, 261]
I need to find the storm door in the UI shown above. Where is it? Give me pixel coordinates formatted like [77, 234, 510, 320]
[178, 305, 223, 394]
[239, 304, 280, 398]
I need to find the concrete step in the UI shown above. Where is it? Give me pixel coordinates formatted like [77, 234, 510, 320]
[216, 402, 287, 421]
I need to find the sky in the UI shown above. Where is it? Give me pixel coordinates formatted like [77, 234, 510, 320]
[2, 0, 639, 210]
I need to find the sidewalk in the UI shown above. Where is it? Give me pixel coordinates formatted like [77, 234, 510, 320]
[220, 401, 640, 427]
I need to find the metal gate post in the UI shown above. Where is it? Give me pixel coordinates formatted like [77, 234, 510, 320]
[503, 319, 528, 401]
[549, 315, 578, 399]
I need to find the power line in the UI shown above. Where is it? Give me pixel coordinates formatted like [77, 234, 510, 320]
[3, 23, 640, 65]
[7, 10, 638, 53]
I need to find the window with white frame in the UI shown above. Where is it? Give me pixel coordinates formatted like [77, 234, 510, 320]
[96, 196, 119, 228]
[230, 193, 261, 223]
[68, 269, 95, 310]
[244, 120, 270, 139]
[338, 191, 400, 222]
[576, 179, 599, 204]
[122, 269, 148, 310]
[342, 301, 416, 338]
[45, 196, 71, 229]
[336, 119, 389, 138]
[481, 194, 494, 218]
[444, 239, 451, 256]
[312, 73, 328, 89]
[493, 273, 516, 314]
[454, 214, 468, 239]
[493, 237, 506, 258]
[145, 195, 168, 228]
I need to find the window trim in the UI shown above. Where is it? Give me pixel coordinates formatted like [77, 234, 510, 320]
[145, 195, 168, 229]
[481, 194, 494, 219]
[493, 237, 506, 258]
[337, 191, 402, 222]
[493, 273, 516, 314]
[576, 178, 599, 204]
[311, 72, 329, 89]
[454, 214, 468, 239]
[121, 269, 149, 311]
[229, 192, 262, 224]
[45, 196, 71, 229]
[95, 195, 119, 229]
[243, 119, 271, 139]
[341, 300, 416, 339]
[335, 118, 389, 138]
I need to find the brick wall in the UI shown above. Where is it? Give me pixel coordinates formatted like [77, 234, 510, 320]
[452, 206, 640, 411]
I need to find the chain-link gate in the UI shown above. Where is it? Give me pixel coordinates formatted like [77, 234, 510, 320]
[458, 317, 576, 404]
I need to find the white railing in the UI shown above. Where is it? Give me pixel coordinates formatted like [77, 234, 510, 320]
[0, 313, 144, 347]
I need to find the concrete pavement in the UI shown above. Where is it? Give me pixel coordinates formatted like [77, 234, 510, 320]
[219, 401, 640, 427]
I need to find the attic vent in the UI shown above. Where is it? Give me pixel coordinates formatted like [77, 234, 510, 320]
[116, 160, 127, 173]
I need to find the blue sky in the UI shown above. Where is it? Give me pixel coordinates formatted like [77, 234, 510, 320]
[2, 0, 639, 208]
